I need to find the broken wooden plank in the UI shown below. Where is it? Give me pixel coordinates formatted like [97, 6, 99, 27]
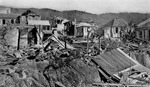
[93, 82, 150, 87]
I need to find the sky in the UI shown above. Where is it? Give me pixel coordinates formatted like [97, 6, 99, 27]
[0, 0, 150, 14]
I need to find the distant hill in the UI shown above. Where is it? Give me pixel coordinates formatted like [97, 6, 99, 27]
[11, 8, 62, 20]
[1, 6, 150, 27]
[97, 13, 150, 27]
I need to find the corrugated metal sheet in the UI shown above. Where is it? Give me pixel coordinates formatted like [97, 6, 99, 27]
[28, 20, 50, 25]
[92, 48, 137, 75]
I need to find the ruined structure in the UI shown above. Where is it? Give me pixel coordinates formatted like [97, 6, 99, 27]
[136, 18, 150, 41]
[102, 18, 128, 41]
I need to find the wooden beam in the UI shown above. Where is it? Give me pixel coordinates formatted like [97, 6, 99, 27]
[98, 36, 101, 54]
[74, 19, 76, 37]
[93, 82, 150, 87]
[17, 29, 20, 50]
[87, 30, 90, 54]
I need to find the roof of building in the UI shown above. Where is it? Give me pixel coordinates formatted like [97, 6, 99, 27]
[21, 10, 39, 16]
[0, 14, 19, 19]
[102, 18, 128, 28]
[54, 17, 67, 20]
[137, 18, 150, 28]
[62, 19, 70, 24]
[28, 20, 50, 26]
[92, 48, 138, 75]
[77, 22, 92, 27]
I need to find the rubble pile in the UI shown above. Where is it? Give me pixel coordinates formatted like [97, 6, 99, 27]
[1, 28, 150, 87]
[1, 9, 150, 87]
[1, 42, 150, 87]
[0, 41, 101, 87]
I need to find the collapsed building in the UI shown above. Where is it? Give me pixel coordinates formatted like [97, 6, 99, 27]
[50, 17, 76, 36]
[3, 10, 51, 49]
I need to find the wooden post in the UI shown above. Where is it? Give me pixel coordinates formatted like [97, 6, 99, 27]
[36, 25, 43, 46]
[98, 36, 101, 54]
[17, 28, 20, 50]
[74, 19, 76, 37]
[64, 36, 67, 49]
[87, 29, 90, 54]
[39, 25, 43, 45]
[142, 30, 145, 40]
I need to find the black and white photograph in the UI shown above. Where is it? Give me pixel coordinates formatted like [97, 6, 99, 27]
[0, 0, 150, 87]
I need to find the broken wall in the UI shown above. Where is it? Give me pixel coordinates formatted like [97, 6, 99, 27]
[20, 28, 28, 48]
[4, 28, 19, 47]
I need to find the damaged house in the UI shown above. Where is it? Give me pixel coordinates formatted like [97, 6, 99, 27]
[135, 18, 150, 41]
[27, 20, 51, 43]
[18, 20, 50, 48]
[51, 17, 76, 36]
[16, 10, 41, 25]
[102, 18, 128, 41]
[0, 14, 19, 26]
[64, 21, 75, 36]
[76, 22, 93, 38]
[10, 10, 51, 49]
[51, 17, 68, 31]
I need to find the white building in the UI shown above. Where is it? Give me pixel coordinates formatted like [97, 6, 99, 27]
[102, 18, 128, 40]
[0, 7, 11, 14]
[0, 14, 19, 26]
[76, 22, 92, 38]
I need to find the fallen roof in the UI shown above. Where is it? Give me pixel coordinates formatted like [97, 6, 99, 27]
[92, 48, 138, 75]
[28, 20, 50, 26]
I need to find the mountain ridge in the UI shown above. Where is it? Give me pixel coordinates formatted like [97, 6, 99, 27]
[1, 6, 150, 27]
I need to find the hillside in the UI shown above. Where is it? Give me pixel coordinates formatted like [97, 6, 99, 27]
[1, 6, 150, 27]
[97, 13, 150, 26]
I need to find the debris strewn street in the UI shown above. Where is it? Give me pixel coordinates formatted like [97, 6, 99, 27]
[1, 5, 150, 87]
